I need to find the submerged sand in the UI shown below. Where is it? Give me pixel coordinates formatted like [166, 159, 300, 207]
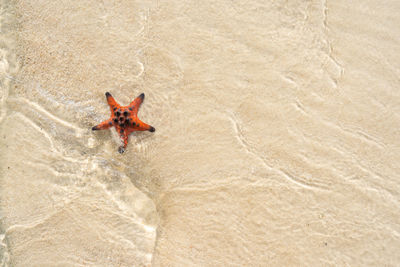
[1, 0, 400, 266]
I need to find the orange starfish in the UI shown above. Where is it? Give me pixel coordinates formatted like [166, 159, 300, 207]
[92, 92, 155, 153]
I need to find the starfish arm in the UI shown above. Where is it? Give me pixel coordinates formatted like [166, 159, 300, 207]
[122, 132, 129, 148]
[105, 92, 120, 113]
[92, 118, 113, 131]
[115, 126, 129, 147]
[117, 130, 129, 154]
[128, 93, 145, 115]
[134, 119, 155, 132]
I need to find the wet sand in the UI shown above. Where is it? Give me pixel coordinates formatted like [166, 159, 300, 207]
[1, 0, 400, 266]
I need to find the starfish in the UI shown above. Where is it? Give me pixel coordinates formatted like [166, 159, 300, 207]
[92, 92, 155, 153]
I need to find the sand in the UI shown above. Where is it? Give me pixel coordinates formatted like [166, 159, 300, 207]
[1, 0, 399, 266]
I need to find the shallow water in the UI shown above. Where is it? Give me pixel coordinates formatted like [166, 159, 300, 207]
[1, 0, 400, 266]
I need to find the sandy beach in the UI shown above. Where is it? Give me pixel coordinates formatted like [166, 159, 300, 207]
[1, 0, 400, 266]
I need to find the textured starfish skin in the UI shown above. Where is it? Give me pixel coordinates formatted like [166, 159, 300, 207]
[92, 92, 155, 153]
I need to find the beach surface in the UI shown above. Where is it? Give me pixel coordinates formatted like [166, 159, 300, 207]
[1, 0, 400, 266]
